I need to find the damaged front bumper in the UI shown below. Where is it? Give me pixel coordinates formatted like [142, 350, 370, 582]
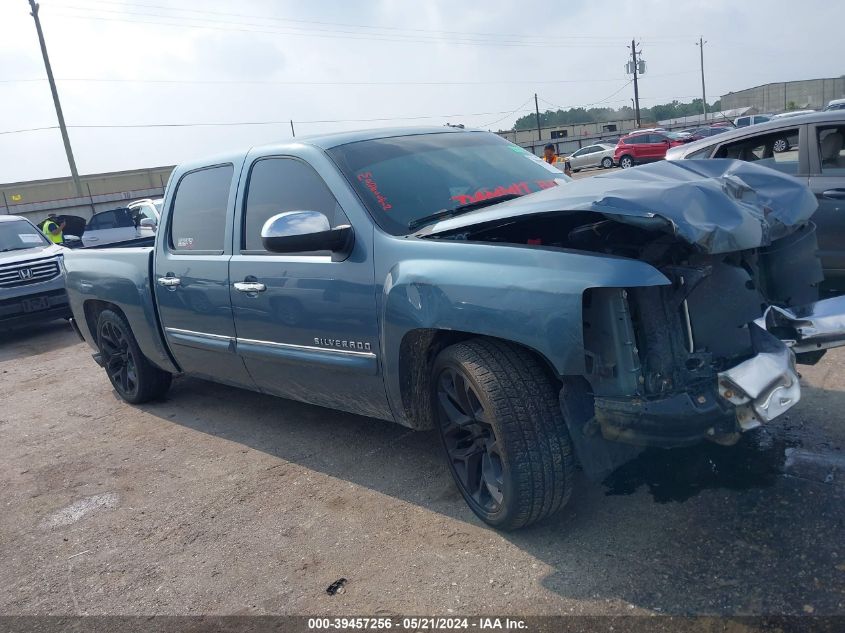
[717, 324, 801, 432]
[756, 294, 845, 355]
[595, 324, 801, 448]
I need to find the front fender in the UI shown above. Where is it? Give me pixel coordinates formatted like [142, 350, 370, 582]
[379, 241, 669, 424]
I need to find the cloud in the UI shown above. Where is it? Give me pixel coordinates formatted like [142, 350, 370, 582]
[1, 0, 842, 181]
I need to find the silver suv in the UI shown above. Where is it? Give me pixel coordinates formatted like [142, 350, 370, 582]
[0, 215, 70, 330]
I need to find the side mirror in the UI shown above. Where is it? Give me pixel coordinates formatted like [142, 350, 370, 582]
[139, 217, 157, 230]
[261, 211, 353, 259]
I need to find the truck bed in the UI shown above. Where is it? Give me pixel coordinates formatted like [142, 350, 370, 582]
[63, 246, 179, 374]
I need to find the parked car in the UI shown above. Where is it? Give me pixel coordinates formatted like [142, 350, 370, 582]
[128, 198, 163, 233]
[666, 110, 845, 292]
[824, 98, 845, 111]
[566, 143, 615, 172]
[613, 131, 688, 168]
[771, 110, 816, 120]
[51, 205, 160, 249]
[686, 126, 732, 141]
[62, 127, 845, 530]
[0, 215, 70, 330]
[734, 114, 772, 127]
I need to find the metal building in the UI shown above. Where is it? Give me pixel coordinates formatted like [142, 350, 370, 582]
[1, 166, 174, 223]
[721, 77, 845, 114]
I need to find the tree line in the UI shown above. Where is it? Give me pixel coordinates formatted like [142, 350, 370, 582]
[510, 98, 723, 131]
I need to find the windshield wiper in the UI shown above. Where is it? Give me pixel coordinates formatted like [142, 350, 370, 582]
[0, 247, 31, 253]
[408, 194, 523, 232]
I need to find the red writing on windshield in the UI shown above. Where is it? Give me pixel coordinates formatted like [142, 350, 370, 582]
[451, 180, 559, 205]
[357, 171, 392, 211]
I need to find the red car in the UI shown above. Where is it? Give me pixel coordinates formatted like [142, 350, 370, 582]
[614, 131, 688, 169]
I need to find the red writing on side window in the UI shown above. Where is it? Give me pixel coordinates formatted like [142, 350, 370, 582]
[535, 179, 558, 190]
[357, 171, 392, 211]
[451, 182, 532, 206]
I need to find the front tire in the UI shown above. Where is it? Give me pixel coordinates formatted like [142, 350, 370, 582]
[619, 155, 634, 169]
[432, 339, 575, 530]
[96, 309, 172, 404]
[601, 157, 613, 169]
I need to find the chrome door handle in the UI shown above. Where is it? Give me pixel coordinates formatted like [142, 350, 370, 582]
[157, 276, 181, 288]
[822, 189, 845, 200]
[233, 281, 266, 293]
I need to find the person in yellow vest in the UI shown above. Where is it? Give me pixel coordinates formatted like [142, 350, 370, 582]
[41, 214, 65, 244]
[543, 143, 572, 177]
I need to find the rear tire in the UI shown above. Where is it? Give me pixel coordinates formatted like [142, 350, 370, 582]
[96, 309, 172, 404]
[432, 339, 576, 530]
[601, 157, 613, 169]
[619, 155, 634, 169]
[773, 137, 789, 153]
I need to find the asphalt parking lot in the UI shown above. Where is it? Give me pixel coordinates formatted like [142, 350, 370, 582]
[1, 321, 844, 617]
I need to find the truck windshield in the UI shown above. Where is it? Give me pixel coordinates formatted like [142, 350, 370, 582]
[0, 220, 49, 252]
[328, 132, 570, 235]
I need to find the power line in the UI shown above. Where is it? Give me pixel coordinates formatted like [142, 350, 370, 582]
[0, 125, 60, 136]
[479, 98, 535, 128]
[54, 0, 693, 44]
[0, 76, 636, 86]
[537, 80, 634, 112]
[50, 9, 628, 48]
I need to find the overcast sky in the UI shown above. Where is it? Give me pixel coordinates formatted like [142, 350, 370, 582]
[1, 0, 842, 183]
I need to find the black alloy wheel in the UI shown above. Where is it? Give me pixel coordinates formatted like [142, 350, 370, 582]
[436, 365, 505, 514]
[98, 318, 139, 399]
[96, 309, 172, 404]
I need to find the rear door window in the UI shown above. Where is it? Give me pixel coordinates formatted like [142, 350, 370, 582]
[713, 128, 800, 174]
[817, 125, 845, 175]
[168, 164, 233, 253]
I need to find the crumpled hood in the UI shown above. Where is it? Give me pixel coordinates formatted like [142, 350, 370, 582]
[0, 243, 64, 264]
[417, 159, 818, 254]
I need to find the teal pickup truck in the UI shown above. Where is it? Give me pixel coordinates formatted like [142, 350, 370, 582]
[62, 127, 845, 529]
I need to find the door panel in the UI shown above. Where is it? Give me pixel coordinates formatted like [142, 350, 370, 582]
[154, 162, 255, 388]
[230, 154, 390, 420]
[809, 123, 845, 288]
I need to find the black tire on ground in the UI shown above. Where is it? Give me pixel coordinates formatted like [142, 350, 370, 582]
[432, 338, 576, 530]
[601, 157, 613, 169]
[96, 309, 172, 404]
[619, 155, 634, 169]
[572, 168, 581, 173]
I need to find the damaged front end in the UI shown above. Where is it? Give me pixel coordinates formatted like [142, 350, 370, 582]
[420, 159, 845, 453]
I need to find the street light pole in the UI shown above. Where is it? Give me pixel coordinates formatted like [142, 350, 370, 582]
[534, 93, 542, 142]
[629, 39, 642, 127]
[27, 0, 83, 196]
[697, 37, 708, 121]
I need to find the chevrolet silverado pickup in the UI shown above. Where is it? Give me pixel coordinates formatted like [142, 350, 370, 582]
[63, 127, 845, 530]
[0, 215, 70, 330]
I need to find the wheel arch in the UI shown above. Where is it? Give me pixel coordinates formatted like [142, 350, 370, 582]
[396, 328, 561, 430]
[82, 298, 180, 374]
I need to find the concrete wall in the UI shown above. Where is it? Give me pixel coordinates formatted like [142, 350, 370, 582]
[1, 166, 174, 223]
[722, 77, 845, 113]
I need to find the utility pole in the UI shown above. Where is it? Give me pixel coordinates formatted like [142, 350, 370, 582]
[290, 120, 296, 137]
[628, 39, 642, 127]
[27, 0, 83, 196]
[696, 37, 708, 121]
[534, 93, 542, 142]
